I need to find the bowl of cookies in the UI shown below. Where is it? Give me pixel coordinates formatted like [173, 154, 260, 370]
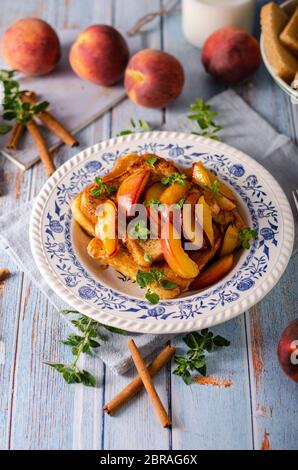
[260, 0, 298, 103]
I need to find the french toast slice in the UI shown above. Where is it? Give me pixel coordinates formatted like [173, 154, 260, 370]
[103, 154, 178, 187]
[71, 194, 95, 237]
[190, 231, 222, 272]
[280, 7, 298, 54]
[87, 238, 189, 299]
[261, 2, 298, 82]
[125, 237, 164, 267]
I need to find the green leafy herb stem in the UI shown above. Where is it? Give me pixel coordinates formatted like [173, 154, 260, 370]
[0, 69, 49, 125]
[0, 123, 12, 135]
[45, 311, 127, 386]
[136, 268, 177, 304]
[210, 179, 221, 195]
[91, 176, 117, 197]
[161, 172, 187, 187]
[188, 98, 222, 141]
[116, 118, 151, 137]
[129, 220, 150, 240]
[239, 228, 257, 249]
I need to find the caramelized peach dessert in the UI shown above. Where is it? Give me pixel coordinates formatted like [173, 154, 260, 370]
[71, 154, 257, 304]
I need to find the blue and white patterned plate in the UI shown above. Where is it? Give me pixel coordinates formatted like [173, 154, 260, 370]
[30, 132, 294, 334]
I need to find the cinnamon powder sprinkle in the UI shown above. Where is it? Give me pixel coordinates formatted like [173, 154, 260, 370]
[261, 431, 271, 450]
[0, 268, 11, 281]
[193, 375, 233, 388]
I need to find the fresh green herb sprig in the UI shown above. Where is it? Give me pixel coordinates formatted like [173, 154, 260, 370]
[136, 269, 177, 304]
[129, 220, 150, 240]
[210, 179, 221, 195]
[91, 176, 117, 197]
[175, 198, 185, 209]
[0, 123, 12, 135]
[239, 228, 258, 249]
[0, 69, 49, 125]
[173, 329, 230, 384]
[116, 118, 151, 137]
[161, 172, 187, 187]
[146, 156, 157, 167]
[45, 310, 127, 386]
[188, 98, 222, 141]
[144, 198, 163, 209]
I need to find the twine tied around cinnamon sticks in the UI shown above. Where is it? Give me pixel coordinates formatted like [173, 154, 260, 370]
[104, 341, 175, 428]
[127, 0, 181, 37]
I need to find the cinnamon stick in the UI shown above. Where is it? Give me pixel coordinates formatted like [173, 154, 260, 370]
[127, 339, 171, 428]
[6, 123, 24, 150]
[22, 93, 79, 147]
[0, 268, 11, 281]
[6, 92, 36, 150]
[26, 121, 55, 177]
[104, 345, 175, 415]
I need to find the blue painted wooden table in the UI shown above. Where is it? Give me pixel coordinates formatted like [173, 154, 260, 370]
[0, 0, 297, 450]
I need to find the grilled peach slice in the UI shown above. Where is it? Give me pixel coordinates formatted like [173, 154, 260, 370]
[143, 182, 164, 231]
[190, 254, 234, 290]
[220, 224, 239, 256]
[192, 162, 212, 189]
[117, 169, 150, 216]
[183, 195, 203, 248]
[213, 211, 234, 227]
[199, 195, 214, 247]
[144, 182, 165, 203]
[103, 153, 140, 182]
[192, 162, 236, 202]
[232, 209, 247, 230]
[185, 190, 201, 205]
[205, 168, 236, 201]
[215, 194, 236, 211]
[161, 221, 199, 279]
[95, 200, 118, 257]
[160, 181, 190, 205]
[204, 191, 221, 216]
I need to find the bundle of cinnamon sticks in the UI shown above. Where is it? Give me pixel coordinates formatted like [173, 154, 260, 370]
[104, 340, 175, 428]
[6, 90, 79, 177]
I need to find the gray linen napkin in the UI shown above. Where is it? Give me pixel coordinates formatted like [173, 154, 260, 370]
[0, 89, 296, 374]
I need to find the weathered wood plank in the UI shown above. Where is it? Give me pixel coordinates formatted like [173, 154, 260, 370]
[0, 256, 24, 450]
[245, 257, 298, 451]
[0, 1, 40, 449]
[242, 1, 298, 448]
[6, 0, 111, 450]
[171, 319, 253, 450]
[162, 2, 253, 450]
[102, 0, 170, 450]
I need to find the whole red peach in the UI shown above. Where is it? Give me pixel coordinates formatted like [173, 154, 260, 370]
[69, 25, 129, 86]
[202, 27, 261, 85]
[277, 319, 298, 383]
[124, 49, 184, 108]
[1, 18, 61, 76]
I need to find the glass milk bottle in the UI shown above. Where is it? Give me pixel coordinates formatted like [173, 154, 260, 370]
[182, 0, 256, 48]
